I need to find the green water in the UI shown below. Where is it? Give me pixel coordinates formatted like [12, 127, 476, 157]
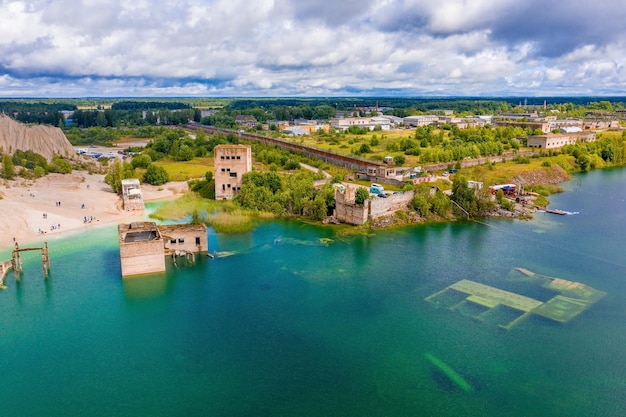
[1, 169, 625, 417]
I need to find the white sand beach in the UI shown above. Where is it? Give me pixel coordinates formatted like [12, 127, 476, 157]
[0, 172, 188, 252]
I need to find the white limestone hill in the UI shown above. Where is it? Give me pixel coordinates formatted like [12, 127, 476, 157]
[0, 114, 75, 161]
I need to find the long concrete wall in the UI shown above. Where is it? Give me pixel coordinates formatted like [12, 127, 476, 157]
[369, 192, 415, 219]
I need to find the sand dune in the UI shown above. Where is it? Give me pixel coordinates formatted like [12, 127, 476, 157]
[0, 114, 76, 161]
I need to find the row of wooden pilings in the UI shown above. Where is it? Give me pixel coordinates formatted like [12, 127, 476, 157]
[0, 242, 50, 288]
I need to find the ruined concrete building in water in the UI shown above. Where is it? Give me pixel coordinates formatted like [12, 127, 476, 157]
[118, 222, 208, 277]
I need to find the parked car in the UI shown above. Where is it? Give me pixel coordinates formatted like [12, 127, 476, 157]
[332, 183, 346, 193]
[370, 183, 384, 194]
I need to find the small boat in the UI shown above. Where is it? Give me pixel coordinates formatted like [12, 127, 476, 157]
[544, 208, 579, 215]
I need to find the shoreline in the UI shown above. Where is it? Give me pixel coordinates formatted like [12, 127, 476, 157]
[0, 172, 188, 253]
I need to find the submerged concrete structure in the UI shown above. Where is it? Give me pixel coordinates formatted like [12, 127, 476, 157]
[118, 222, 208, 277]
[118, 222, 165, 277]
[425, 267, 605, 330]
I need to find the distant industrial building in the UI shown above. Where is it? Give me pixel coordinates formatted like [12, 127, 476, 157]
[526, 132, 596, 149]
[402, 115, 440, 127]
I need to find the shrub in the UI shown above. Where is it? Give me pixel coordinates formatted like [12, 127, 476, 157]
[411, 193, 431, 217]
[131, 153, 152, 169]
[143, 164, 169, 185]
[355, 187, 369, 206]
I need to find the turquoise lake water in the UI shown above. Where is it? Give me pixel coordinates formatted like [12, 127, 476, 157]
[1, 169, 625, 417]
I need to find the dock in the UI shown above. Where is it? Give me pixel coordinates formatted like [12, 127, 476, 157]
[425, 268, 605, 330]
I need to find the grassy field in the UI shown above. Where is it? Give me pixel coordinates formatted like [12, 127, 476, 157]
[296, 128, 423, 166]
[456, 154, 574, 184]
[149, 193, 266, 233]
[154, 158, 214, 182]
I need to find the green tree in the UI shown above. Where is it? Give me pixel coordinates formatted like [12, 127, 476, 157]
[143, 164, 169, 185]
[189, 177, 215, 199]
[104, 159, 125, 194]
[283, 172, 315, 215]
[355, 187, 369, 206]
[308, 192, 328, 220]
[577, 154, 591, 171]
[2, 153, 15, 179]
[451, 176, 478, 217]
[237, 177, 274, 211]
[178, 144, 194, 161]
[411, 193, 431, 217]
[96, 111, 108, 127]
[33, 166, 46, 178]
[495, 189, 505, 204]
[49, 156, 72, 174]
[131, 154, 152, 169]
[601, 143, 615, 162]
[394, 155, 406, 166]
[431, 190, 452, 217]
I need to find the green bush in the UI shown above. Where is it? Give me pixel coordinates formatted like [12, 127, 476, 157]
[131, 154, 152, 169]
[355, 187, 369, 206]
[411, 193, 431, 217]
[143, 164, 169, 185]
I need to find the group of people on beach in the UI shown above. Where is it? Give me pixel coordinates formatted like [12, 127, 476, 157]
[37, 223, 61, 234]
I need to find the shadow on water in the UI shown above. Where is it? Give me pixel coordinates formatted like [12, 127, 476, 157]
[122, 272, 171, 299]
[430, 367, 472, 394]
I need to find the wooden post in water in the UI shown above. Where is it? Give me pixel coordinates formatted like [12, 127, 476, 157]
[12, 242, 21, 280]
[9, 242, 50, 281]
[42, 242, 50, 277]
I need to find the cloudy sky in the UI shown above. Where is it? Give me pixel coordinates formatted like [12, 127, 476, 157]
[1, 0, 625, 97]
